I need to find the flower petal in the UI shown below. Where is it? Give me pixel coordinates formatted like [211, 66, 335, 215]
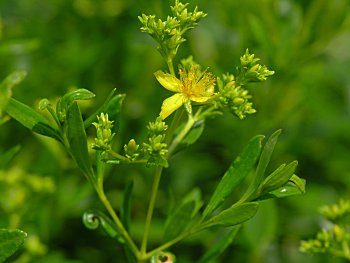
[154, 71, 182, 92]
[160, 93, 186, 119]
[189, 95, 212, 103]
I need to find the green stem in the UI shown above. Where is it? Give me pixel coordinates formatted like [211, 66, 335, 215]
[139, 108, 198, 260]
[144, 225, 201, 259]
[165, 108, 184, 145]
[140, 166, 163, 255]
[107, 150, 147, 164]
[96, 187, 140, 258]
[167, 57, 175, 76]
[167, 114, 195, 157]
[107, 150, 130, 162]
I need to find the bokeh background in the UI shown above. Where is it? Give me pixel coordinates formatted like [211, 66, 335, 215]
[1, 0, 350, 262]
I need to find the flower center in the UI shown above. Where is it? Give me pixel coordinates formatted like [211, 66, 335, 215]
[179, 66, 215, 99]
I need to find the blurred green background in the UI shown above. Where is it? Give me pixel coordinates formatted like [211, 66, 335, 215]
[1, 0, 350, 262]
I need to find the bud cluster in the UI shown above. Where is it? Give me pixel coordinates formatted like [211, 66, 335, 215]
[138, 0, 206, 60]
[92, 113, 115, 152]
[300, 199, 350, 259]
[214, 74, 256, 119]
[236, 49, 275, 85]
[142, 117, 168, 167]
[319, 199, 350, 224]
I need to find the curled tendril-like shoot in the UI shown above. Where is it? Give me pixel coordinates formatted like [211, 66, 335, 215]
[82, 209, 124, 244]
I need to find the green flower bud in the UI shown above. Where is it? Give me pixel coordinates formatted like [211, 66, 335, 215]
[92, 113, 115, 151]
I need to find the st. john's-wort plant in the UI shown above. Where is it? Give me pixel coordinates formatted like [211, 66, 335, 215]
[1, 1, 305, 262]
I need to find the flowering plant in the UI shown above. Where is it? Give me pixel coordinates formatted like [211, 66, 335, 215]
[1, 1, 305, 262]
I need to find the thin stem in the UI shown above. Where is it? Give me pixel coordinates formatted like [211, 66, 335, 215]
[166, 57, 175, 76]
[140, 166, 163, 255]
[165, 108, 185, 145]
[167, 114, 195, 157]
[107, 150, 130, 162]
[144, 225, 201, 259]
[47, 105, 61, 128]
[96, 187, 140, 257]
[107, 149, 147, 164]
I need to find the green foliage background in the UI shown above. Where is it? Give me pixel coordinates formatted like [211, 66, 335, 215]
[1, 0, 350, 262]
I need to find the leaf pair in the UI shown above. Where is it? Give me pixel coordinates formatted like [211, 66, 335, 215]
[241, 130, 305, 202]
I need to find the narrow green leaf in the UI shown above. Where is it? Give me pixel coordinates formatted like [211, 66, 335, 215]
[0, 71, 26, 117]
[56, 88, 95, 122]
[181, 188, 203, 218]
[289, 174, 306, 193]
[103, 94, 126, 134]
[254, 129, 281, 188]
[0, 71, 27, 90]
[0, 145, 21, 169]
[164, 201, 196, 241]
[202, 135, 264, 219]
[164, 188, 202, 241]
[259, 160, 298, 195]
[198, 226, 240, 263]
[0, 229, 27, 262]
[120, 181, 134, 231]
[83, 88, 116, 128]
[6, 98, 62, 142]
[240, 129, 281, 202]
[257, 178, 306, 200]
[67, 102, 94, 180]
[201, 202, 259, 229]
[175, 120, 205, 153]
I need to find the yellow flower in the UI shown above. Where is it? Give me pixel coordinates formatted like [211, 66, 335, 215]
[155, 66, 216, 119]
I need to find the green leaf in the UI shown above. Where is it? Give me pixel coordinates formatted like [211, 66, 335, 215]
[0, 229, 27, 262]
[198, 226, 240, 263]
[103, 94, 125, 134]
[83, 88, 116, 128]
[201, 202, 259, 229]
[0, 71, 26, 118]
[67, 102, 94, 180]
[6, 98, 62, 142]
[258, 177, 306, 200]
[164, 188, 203, 241]
[56, 88, 95, 122]
[0, 145, 21, 169]
[202, 135, 264, 219]
[120, 181, 134, 231]
[164, 201, 195, 241]
[175, 120, 205, 153]
[259, 160, 298, 195]
[240, 129, 281, 202]
[289, 174, 306, 193]
[83, 91, 125, 133]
